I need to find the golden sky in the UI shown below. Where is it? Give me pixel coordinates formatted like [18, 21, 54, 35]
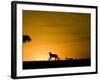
[23, 10, 90, 61]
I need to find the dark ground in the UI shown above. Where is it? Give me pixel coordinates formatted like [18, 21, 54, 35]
[23, 59, 90, 69]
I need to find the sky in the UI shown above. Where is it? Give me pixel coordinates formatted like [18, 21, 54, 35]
[22, 10, 90, 61]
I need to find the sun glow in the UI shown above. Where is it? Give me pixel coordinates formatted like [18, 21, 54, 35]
[23, 10, 90, 61]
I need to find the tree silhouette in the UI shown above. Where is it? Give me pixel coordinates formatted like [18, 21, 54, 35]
[23, 35, 31, 43]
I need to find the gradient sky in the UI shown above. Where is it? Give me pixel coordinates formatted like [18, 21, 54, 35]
[23, 10, 90, 61]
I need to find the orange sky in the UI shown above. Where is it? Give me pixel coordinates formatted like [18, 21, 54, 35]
[22, 10, 90, 61]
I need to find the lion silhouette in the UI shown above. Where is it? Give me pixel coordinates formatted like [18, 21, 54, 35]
[49, 52, 59, 61]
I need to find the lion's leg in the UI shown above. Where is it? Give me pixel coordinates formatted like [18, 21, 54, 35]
[49, 56, 51, 61]
[55, 57, 57, 60]
[56, 56, 59, 60]
[57, 57, 59, 60]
